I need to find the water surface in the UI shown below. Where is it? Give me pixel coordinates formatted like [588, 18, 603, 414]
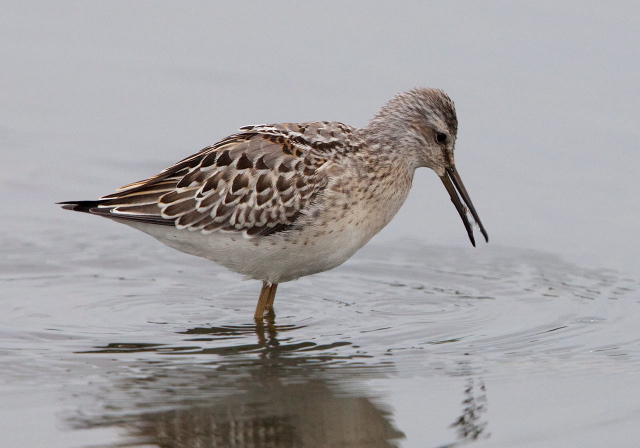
[2, 231, 638, 447]
[2, 2, 640, 447]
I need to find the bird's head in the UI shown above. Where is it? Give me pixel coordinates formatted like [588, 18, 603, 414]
[366, 88, 488, 246]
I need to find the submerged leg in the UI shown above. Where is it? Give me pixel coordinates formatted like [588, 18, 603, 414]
[254, 281, 278, 320]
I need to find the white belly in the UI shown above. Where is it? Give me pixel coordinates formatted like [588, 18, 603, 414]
[125, 220, 372, 284]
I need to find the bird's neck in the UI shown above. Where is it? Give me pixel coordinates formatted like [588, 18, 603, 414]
[357, 124, 421, 174]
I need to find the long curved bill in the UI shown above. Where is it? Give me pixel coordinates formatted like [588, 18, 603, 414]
[440, 167, 489, 247]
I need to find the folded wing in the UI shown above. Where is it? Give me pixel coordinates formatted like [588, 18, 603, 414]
[60, 124, 351, 237]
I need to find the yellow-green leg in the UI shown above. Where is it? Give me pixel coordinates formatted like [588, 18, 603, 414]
[254, 281, 278, 320]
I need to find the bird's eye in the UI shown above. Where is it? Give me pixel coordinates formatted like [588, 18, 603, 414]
[435, 132, 447, 144]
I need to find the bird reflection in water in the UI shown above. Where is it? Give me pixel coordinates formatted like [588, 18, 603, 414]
[72, 318, 491, 447]
[449, 378, 490, 443]
[73, 316, 404, 447]
[118, 380, 403, 448]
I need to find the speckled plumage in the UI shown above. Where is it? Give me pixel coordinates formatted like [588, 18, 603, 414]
[61, 88, 488, 319]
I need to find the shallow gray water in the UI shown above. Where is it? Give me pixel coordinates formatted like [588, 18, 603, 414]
[2, 1, 640, 447]
[2, 230, 639, 447]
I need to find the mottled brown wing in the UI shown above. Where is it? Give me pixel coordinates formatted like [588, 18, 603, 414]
[93, 129, 331, 237]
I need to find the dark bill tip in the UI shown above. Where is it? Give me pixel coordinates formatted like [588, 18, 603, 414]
[440, 167, 488, 246]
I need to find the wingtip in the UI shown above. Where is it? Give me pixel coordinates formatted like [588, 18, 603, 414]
[57, 200, 101, 213]
[59, 203, 77, 211]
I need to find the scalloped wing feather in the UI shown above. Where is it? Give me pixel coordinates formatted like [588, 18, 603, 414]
[92, 123, 359, 238]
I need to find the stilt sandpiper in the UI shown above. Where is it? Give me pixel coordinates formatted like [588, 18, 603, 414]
[60, 88, 488, 319]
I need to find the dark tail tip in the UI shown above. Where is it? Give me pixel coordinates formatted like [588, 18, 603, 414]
[57, 200, 103, 213]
